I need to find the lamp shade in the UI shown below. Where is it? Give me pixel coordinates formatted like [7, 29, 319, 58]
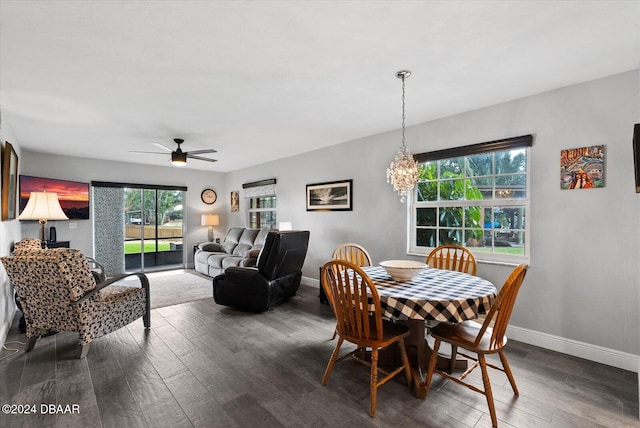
[18, 192, 69, 221]
[201, 214, 220, 226]
[278, 221, 293, 231]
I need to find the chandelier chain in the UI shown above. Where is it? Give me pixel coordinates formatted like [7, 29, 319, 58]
[401, 75, 406, 147]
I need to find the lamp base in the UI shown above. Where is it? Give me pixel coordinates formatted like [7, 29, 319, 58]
[208, 227, 214, 242]
[39, 219, 47, 248]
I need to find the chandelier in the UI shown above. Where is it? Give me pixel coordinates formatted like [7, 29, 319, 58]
[387, 70, 419, 202]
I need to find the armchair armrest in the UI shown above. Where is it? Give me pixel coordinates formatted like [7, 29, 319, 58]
[71, 272, 150, 306]
[86, 257, 106, 283]
[213, 266, 272, 312]
[219, 266, 266, 286]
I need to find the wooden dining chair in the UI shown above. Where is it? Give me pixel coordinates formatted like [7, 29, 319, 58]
[332, 242, 372, 267]
[426, 244, 477, 275]
[321, 259, 412, 417]
[424, 263, 528, 427]
[328, 243, 373, 339]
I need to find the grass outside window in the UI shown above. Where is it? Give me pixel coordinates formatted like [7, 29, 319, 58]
[124, 242, 171, 254]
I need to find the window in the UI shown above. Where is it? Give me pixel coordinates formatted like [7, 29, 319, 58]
[409, 135, 532, 263]
[248, 195, 277, 228]
[243, 178, 277, 229]
[92, 181, 187, 274]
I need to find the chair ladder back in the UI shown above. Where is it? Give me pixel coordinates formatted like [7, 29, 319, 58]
[332, 243, 372, 267]
[477, 264, 528, 349]
[322, 260, 382, 342]
[426, 244, 477, 275]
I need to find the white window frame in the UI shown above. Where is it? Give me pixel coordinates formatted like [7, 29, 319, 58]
[247, 195, 277, 229]
[407, 136, 532, 265]
[243, 179, 277, 229]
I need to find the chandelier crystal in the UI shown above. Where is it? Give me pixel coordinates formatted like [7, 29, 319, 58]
[387, 70, 419, 202]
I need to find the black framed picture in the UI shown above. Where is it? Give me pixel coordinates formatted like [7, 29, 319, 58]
[306, 179, 352, 211]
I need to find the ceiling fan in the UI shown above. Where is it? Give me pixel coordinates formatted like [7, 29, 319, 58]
[131, 138, 217, 166]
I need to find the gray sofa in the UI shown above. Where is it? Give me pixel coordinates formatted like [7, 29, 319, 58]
[194, 227, 271, 277]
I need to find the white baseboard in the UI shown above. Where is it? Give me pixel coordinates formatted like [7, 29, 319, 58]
[302, 275, 637, 372]
[507, 325, 637, 373]
[301, 276, 319, 288]
[0, 307, 16, 349]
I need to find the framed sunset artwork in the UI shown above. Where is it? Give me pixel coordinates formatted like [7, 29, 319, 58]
[19, 175, 90, 219]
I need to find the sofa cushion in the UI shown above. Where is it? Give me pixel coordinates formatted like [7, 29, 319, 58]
[222, 241, 237, 254]
[254, 229, 270, 247]
[195, 250, 214, 265]
[208, 254, 230, 269]
[233, 243, 252, 256]
[239, 228, 260, 245]
[225, 227, 245, 244]
[222, 256, 245, 269]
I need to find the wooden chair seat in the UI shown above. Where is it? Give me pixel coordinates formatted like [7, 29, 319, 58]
[429, 320, 507, 353]
[339, 316, 410, 348]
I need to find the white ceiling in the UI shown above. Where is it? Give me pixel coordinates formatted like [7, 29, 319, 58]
[1, 1, 638, 172]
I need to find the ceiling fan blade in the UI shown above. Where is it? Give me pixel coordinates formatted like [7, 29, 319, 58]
[187, 154, 218, 163]
[152, 143, 173, 152]
[186, 149, 217, 155]
[129, 150, 167, 154]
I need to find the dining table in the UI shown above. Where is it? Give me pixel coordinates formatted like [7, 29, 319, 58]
[360, 265, 497, 398]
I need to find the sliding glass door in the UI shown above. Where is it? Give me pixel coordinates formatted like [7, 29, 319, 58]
[123, 187, 184, 272]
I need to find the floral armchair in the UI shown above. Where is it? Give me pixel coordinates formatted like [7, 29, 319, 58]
[1, 247, 150, 358]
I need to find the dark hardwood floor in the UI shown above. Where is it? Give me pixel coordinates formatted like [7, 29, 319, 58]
[1, 284, 638, 428]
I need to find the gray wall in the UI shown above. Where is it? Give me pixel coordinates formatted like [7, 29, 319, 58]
[225, 70, 640, 358]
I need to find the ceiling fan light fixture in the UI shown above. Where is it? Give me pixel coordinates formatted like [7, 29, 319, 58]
[171, 151, 187, 166]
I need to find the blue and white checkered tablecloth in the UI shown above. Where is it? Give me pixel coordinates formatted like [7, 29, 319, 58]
[362, 266, 497, 323]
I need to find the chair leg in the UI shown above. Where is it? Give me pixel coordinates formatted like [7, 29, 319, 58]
[143, 309, 151, 329]
[322, 337, 344, 385]
[144, 289, 151, 329]
[424, 337, 441, 394]
[330, 326, 337, 340]
[370, 347, 378, 418]
[449, 345, 458, 372]
[78, 343, 91, 359]
[479, 354, 498, 427]
[24, 336, 37, 352]
[499, 350, 519, 396]
[398, 338, 412, 387]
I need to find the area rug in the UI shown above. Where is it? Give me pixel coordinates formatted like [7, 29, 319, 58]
[115, 270, 213, 309]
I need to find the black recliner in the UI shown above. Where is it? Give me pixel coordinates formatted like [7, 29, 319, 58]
[212, 230, 310, 312]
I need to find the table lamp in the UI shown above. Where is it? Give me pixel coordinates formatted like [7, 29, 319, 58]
[201, 214, 219, 242]
[18, 192, 69, 247]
